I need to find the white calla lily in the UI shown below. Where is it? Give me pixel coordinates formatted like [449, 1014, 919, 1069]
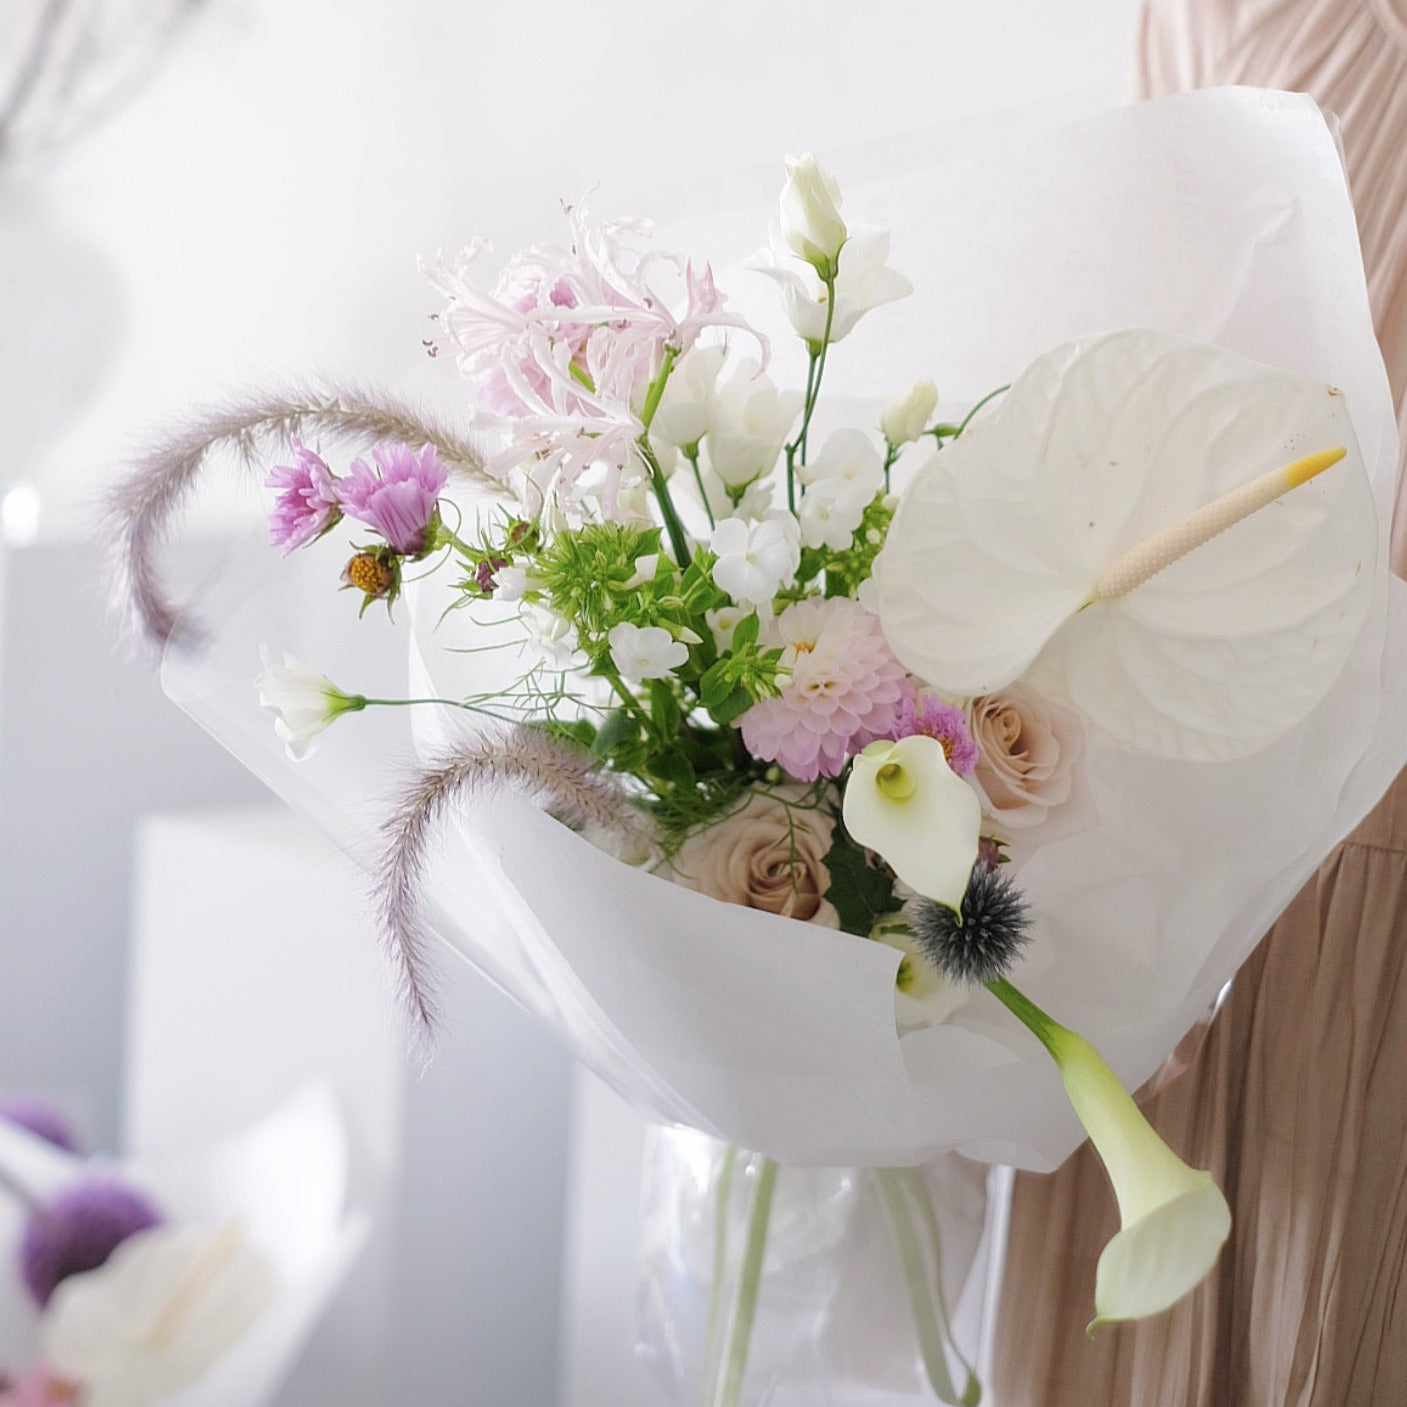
[841, 735, 982, 912]
[989, 978, 1231, 1328]
[872, 329, 1377, 760]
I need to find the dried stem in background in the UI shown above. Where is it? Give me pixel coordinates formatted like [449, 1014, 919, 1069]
[102, 381, 498, 652]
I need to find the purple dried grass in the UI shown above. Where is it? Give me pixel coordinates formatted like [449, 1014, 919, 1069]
[102, 381, 497, 653]
[377, 726, 653, 1036]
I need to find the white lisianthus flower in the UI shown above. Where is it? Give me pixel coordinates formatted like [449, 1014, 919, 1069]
[704, 358, 804, 491]
[752, 227, 912, 347]
[256, 647, 366, 761]
[608, 622, 690, 682]
[842, 735, 983, 912]
[650, 344, 726, 452]
[710, 513, 802, 607]
[880, 381, 939, 446]
[778, 152, 848, 276]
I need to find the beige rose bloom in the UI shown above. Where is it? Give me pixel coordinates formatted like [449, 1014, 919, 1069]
[968, 685, 1083, 833]
[670, 789, 840, 927]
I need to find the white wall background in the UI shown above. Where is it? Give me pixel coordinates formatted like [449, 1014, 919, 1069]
[0, 1, 1137, 1402]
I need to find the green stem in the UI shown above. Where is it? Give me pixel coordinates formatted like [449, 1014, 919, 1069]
[714, 1157, 778, 1407]
[985, 975, 1064, 1057]
[639, 438, 692, 568]
[639, 345, 678, 432]
[687, 448, 715, 530]
[952, 384, 1010, 438]
[700, 1145, 739, 1407]
[433, 524, 477, 556]
[783, 274, 838, 508]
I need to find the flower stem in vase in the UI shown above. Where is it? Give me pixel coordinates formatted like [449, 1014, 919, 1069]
[707, 1153, 778, 1407]
[874, 1169, 981, 1406]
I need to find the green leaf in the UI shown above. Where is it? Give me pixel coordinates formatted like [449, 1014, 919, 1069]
[710, 684, 755, 727]
[592, 709, 638, 758]
[822, 824, 901, 936]
[731, 611, 760, 651]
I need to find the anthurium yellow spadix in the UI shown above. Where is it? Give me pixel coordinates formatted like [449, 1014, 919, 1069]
[842, 736, 982, 911]
[989, 978, 1231, 1327]
[872, 329, 1377, 761]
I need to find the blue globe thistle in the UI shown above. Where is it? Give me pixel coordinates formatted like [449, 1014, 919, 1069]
[911, 865, 1031, 985]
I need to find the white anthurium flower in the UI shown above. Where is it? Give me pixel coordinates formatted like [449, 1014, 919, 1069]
[43, 1223, 277, 1407]
[778, 152, 848, 276]
[608, 622, 690, 682]
[881, 381, 939, 446]
[872, 328, 1378, 760]
[255, 647, 366, 761]
[842, 735, 983, 912]
[751, 227, 913, 346]
[710, 513, 801, 607]
[705, 358, 803, 491]
[650, 344, 726, 453]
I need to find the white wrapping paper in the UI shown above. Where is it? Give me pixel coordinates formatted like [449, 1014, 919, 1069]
[163, 88, 1407, 1171]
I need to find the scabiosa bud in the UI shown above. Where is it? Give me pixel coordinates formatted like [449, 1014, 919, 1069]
[0, 1098, 80, 1153]
[343, 549, 399, 609]
[19, 1177, 164, 1308]
[911, 865, 1031, 985]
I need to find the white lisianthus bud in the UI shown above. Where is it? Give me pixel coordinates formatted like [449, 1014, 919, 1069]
[880, 381, 939, 446]
[842, 735, 983, 912]
[608, 622, 690, 682]
[778, 153, 848, 276]
[256, 646, 366, 760]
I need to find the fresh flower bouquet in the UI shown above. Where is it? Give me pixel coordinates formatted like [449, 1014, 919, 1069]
[107, 88, 1407, 1405]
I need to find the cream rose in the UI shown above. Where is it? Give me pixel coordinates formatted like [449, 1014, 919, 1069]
[967, 685, 1083, 833]
[670, 790, 840, 927]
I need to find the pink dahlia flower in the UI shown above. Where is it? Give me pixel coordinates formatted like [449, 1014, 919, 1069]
[739, 597, 912, 781]
[890, 694, 979, 776]
[337, 443, 447, 555]
[265, 439, 340, 553]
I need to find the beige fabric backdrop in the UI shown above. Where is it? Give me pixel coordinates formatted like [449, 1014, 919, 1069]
[991, 3, 1407, 1403]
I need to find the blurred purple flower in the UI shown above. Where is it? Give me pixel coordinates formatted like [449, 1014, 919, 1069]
[20, 1177, 164, 1308]
[337, 444, 447, 555]
[0, 1098, 79, 1154]
[265, 438, 341, 553]
[0, 1366, 80, 1406]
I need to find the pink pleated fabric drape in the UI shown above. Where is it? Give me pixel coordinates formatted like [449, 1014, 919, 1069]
[992, 4, 1407, 1403]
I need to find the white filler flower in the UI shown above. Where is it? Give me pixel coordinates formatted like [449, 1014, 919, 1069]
[710, 513, 802, 606]
[608, 622, 689, 682]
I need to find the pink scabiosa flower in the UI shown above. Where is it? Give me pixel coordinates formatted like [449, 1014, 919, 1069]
[337, 443, 447, 555]
[20, 1176, 164, 1308]
[739, 597, 911, 781]
[890, 694, 979, 776]
[265, 438, 341, 553]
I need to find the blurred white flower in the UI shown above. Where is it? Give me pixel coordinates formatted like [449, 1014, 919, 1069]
[778, 153, 848, 276]
[880, 381, 938, 446]
[43, 1223, 276, 1407]
[710, 514, 801, 607]
[795, 430, 883, 550]
[522, 603, 584, 667]
[608, 623, 689, 682]
[255, 648, 365, 761]
[752, 228, 912, 346]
